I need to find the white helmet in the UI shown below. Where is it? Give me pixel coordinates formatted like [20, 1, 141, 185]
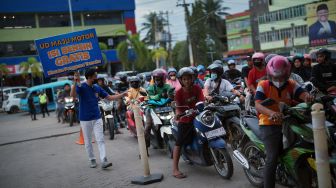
[228, 59, 236, 66]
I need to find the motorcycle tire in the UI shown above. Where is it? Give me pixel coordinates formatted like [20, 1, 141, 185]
[296, 157, 318, 188]
[107, 118, 115, 140]
[212, 148, 233, 179]
[227, 122, 244, 150]
[242, 141, 264, 188]
[69, 112, 74, 127]
[164, 135, 174, 159]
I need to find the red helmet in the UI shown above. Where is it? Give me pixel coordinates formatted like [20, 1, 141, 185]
[152, 68, 167, 80]
[252, 52, 265, 61]
[266, 55, 291, 79]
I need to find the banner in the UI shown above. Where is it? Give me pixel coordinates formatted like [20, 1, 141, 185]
[306, 0, 336, 47]
[35, 28, 103, 77]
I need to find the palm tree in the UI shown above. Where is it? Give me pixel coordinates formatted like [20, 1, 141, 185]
[151, 47, 168, 69]
[116, 31, 148, 71]
[140, 12, 167, 48]
[20, 57, 43, 86]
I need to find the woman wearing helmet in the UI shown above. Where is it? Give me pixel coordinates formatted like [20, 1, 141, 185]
[173, 67, 205, 179]
[204, 63, 244, 102]
[292, 54, 310, 81]
[197, 65, 206, 81]
[247, 52, 267, 94]
[224, 59, 242, 83]
[166, 68, 181, 90]
[255, 55, 313, 188]
[311, 48, 336, 94]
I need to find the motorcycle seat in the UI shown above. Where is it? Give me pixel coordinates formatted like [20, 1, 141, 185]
[244, 117, 262, 139]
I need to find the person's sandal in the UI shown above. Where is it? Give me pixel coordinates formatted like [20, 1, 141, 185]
[173, 173, 187, 179]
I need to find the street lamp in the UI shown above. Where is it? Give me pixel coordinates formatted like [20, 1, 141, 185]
[205, 34, 215, 63]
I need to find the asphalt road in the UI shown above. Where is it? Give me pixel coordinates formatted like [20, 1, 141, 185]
[0, 112, 285, 188]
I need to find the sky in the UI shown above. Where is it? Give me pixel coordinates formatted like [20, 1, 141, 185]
[135, 0, 250, 43]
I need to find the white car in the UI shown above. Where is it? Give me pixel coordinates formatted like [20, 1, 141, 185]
[2, 92, 25, 114]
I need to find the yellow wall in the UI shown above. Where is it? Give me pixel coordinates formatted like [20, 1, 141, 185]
[260, 36, 308, 50]
[269, 0, 315, 11]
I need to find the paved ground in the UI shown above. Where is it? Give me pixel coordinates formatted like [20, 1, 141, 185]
[0, 112, 284, 188]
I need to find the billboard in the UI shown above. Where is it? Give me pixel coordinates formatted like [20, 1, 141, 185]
[306, 0, 336, 47]
[35, 28, 103, 78]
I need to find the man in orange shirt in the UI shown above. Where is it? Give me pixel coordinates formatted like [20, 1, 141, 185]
[255, 55, 313, 188]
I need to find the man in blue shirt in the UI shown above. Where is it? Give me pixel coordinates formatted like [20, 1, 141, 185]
[71, 69, 127, 169]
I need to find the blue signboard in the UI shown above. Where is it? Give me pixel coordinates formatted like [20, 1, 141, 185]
[35, 28, 103, 77]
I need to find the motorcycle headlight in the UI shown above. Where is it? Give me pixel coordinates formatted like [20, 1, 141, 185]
[65, 98, 73, 103]
[201, 111, 215, 126]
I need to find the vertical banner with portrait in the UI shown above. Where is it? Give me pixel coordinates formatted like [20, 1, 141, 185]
[306, 0, 336, 47]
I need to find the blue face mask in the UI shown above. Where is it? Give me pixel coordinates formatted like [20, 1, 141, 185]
[211, 73, 218, 80]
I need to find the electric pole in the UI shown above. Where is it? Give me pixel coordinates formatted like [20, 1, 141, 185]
[177, 0, 194, 66]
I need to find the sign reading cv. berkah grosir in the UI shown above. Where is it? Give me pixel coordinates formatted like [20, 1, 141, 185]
[35, 28, 103, 77]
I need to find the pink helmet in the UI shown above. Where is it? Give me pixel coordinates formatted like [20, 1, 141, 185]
[152, 68, 167, 80]
[252, 52, 265, 61]
[304, 54, 311, 60]
[266, 55, 291, 79]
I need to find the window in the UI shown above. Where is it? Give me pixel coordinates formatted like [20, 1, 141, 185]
[258, 5, 305, 24]
[0, 41, 37, 57]
[39, 13, 81, 27]
[0, 14, 36, 28]
[84, 12, 123, 25]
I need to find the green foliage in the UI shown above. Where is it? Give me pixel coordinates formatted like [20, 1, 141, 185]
[140, 12, 167, 47]
[172, 41, 189, 69]
[0, 63, 9, 75]
[19, 57, 43, 78]
[116, 30, 149, 71]
[99, 42, 108, 50]
[151, 47, 168, 68]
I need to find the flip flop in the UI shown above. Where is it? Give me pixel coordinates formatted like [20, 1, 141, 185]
[173, 173, 187, 179]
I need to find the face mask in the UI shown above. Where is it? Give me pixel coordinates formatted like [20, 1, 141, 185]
[170, 76, 176, 80]
[253, 61, 263, 67]
[131, 82, 140, 89]
[273, 81, 285, 88]
[211, 73, 218, 80]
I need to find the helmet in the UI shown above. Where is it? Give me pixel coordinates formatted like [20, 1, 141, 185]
[304, 54, 311, 60]
[167, 68, 177, 75]
[197, 65, 205, 73]
[265, 54, 277, 65]
[177, 67, 194, 78]
[129, 76, 141, 83]
[252, 52, 265, 61]
[266, 55, 291, 79]
[212, 60, 223, 65]
[227, 59, 236, 66]
[119, 74, 127, 82]
[316, 48, 331, 60]
[286, 56, 294, 63]
[292, 54, 304, 63]
[177, 67, 195, 86]
[152, 68, 167, 80]
[207, 63, 224, 76]
[189, 66, 198, 74]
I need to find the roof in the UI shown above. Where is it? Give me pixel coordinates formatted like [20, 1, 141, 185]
[27, 80, 72, 91]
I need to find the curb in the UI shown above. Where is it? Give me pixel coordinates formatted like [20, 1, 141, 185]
[0, 131, 80, 147]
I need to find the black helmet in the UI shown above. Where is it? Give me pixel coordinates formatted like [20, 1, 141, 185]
[207, 63, 224, 76]
[292, 54, 304, 63]
[119, 74, 127, 82]
[129, 76, 141, 83]
[316, 48, 331, 60]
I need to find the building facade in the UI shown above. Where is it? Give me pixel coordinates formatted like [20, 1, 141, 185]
[0, 0, 136, 85]
[226, 11, 253, 58]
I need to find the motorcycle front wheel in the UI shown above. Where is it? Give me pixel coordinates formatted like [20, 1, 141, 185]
[69, 111, 74, 127]
[107, 118, 115, 140]
[243, 141, 264, 188]
[212, 148, 233, 179]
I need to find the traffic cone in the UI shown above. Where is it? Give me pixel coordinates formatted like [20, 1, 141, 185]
[76, 128, 94, 145]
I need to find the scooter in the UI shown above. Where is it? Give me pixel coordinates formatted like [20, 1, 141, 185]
[63, 96, 77, 127]
[127, 95, 147, 137]
[98, 99, 115, 140]
[170, 102, 233, 179]
[233, 99, 318, 187]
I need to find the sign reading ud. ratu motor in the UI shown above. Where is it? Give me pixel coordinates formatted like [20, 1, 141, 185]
[35, 28, 103, 77]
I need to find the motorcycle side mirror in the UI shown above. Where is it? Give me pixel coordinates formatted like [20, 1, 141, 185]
[139, 91, 147, 96]
[260, 98, 276, 106]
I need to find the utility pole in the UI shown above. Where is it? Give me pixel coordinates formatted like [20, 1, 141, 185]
[177, 0, 194, 66]
[160, 11, 173, 67]
[68, 0, 74, 32]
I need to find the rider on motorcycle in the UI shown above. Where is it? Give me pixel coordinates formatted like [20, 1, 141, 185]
[97, 78, 114, 95]
[57, 83, 71, 123]
[255, 55, 313, 188]
[247, 52, 267, 95]
[125, 76, 148, 106]
[145, 69, 174, 148]
[166, 68, 181, 90]
[197, 65, 206, 81]
[116, 73, 129, 128]
[190, 66, 204, 89]
[204, 63, 244, 102]
[311, 48, 336, 94]
[173, 67, 205, 179]
[224, 59, 242, 83]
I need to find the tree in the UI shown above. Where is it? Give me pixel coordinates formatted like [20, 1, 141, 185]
[140, 12, 167, 48]
[172, 41, 189, 69]
[151, 47, 168, 69]
[19, 57, 43, 86]
[116, 31, 149, 71]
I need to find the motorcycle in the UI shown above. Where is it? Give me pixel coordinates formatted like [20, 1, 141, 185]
[63, 96, 77, 127]
[98, 99, 116, 140]
[208, 94, 243, 150]
[233, 99, 318, 187]
[170, 102, 234, 179]
[127, 93, 147, 137]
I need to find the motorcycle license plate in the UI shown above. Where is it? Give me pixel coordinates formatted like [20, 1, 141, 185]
[205, 127, 226, 139]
